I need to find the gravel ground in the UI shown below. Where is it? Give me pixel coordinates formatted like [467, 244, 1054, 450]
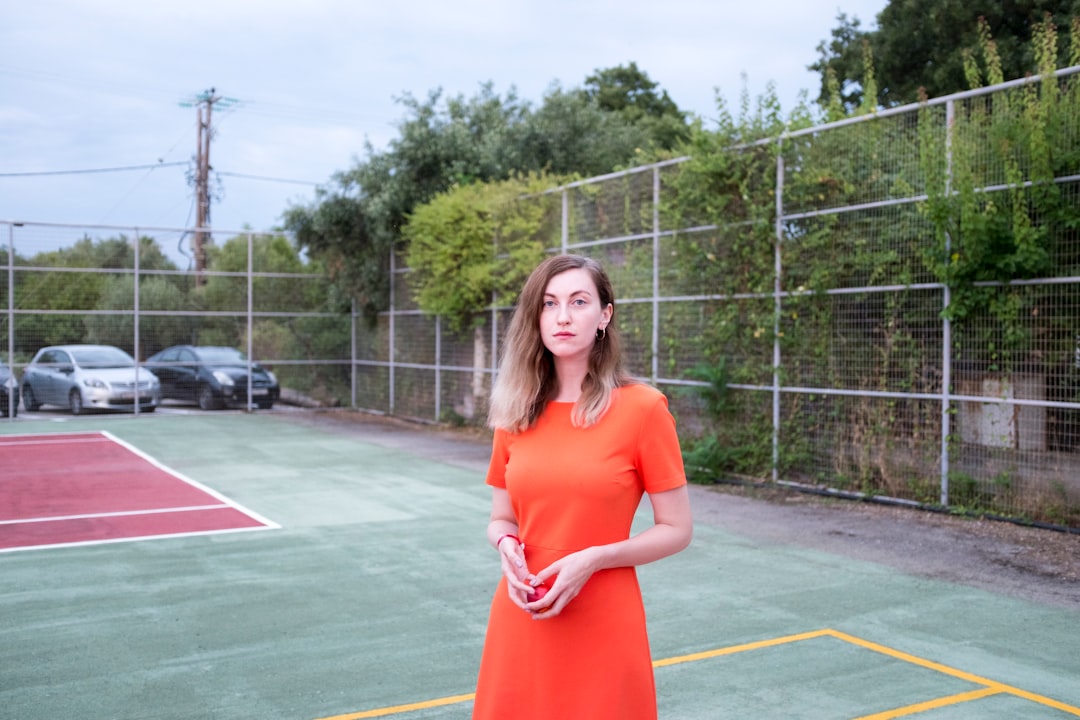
[284, 409, 1080, 612]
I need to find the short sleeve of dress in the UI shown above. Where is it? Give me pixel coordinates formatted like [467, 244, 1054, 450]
[486, 427, 511, 489]
[636, 393, 687, 494]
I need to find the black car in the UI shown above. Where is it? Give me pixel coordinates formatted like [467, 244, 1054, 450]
[1, 358, 18, 417]
[145, 345, 279, 410]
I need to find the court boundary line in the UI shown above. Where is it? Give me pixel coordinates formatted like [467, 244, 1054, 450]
[0, 430, 280, 553]
[0, 504, 233, 525]
[312, 628, 1080, 720]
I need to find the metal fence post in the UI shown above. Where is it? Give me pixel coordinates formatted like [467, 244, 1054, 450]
[772, 138, 785, 482]
[434, 314, 442, 423]
[351, 297, 357, 409]
[133, 227, 141, 416]
[940, 99, 956, 506]
[561, 188, 569, 254]
[389, 244, 396, 414]
[6, 224, 13, 420]
[651, 165, 660, 385]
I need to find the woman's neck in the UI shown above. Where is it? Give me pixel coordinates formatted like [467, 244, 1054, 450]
[553, 358, 588, 402]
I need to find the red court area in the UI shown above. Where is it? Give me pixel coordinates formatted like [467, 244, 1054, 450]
[0, 432, 277, 552]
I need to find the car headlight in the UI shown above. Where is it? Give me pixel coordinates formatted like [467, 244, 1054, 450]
[212, 370, 235, 386]
[266, 371, 277, 384]
[2, 377, 14, 390]
[82, 377, 107, 389]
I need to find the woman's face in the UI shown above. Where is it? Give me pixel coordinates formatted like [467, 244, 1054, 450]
[539, 267, 612, 362]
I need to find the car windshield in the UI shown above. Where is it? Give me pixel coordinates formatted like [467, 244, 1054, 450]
[70, 347, 134, 369]
[195, 347, 246, 364]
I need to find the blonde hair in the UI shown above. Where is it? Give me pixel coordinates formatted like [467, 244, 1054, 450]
[487, 254, 634, 432]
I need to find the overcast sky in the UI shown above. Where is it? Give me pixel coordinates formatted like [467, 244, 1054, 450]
[2, 0, 886, 240]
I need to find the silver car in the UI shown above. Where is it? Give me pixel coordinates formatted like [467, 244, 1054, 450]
[21, 344, 160, 415]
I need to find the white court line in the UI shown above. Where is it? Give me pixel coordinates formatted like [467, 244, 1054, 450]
[0, 525, 275, 554]
[0, 436, 110, 446]
[0, 504, 231, 525]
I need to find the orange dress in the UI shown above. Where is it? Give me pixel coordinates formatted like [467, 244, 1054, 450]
[472, 384, 687, 720]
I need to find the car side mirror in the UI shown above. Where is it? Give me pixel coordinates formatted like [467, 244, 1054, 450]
[59, 365, 74, 374]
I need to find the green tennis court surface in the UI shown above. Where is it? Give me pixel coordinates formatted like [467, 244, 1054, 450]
[1, 412, 1077, 719]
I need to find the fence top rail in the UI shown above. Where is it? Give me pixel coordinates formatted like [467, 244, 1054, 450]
[1, 220, 291, 237]
[8, 264, 323, 280]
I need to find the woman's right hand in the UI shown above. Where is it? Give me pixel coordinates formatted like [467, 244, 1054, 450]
[497, 536, 535, 608]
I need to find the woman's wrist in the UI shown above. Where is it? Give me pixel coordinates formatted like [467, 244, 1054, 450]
[495, 533, 523, 551]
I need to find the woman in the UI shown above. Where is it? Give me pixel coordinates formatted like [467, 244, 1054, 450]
[473, 254, 693, 720]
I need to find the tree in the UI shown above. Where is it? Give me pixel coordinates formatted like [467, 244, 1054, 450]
[285, 67, 688, 320]
[402, 174, 556, 331]
[285, 84, 529, 323]
[811, 0, 1080, 109]
[14, 235, 180, 353]
[582, 62, 689, 149]
[85, 276, 192, 358]
[512, 86, 654, 176]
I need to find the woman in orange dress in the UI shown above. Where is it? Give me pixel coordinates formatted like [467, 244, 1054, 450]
[472, 254, 693, 720]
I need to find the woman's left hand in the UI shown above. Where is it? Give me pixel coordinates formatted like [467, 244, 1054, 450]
[525, 546, 602, 619]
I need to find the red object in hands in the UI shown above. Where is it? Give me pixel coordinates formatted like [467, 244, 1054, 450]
[526, 584, 549, 611]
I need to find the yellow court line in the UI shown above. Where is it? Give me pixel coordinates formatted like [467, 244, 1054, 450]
[312, 628, 1080, 720]
[316, 693, 475, 720]
[826, 629, 1080, 718]
[652, 628, 833, 667]
[825, 630, 1080, 716]
[853, 687, 1004, 720]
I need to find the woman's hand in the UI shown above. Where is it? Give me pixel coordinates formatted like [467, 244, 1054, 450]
[497, 536, 536, 609]
[525, 546, 602, 619]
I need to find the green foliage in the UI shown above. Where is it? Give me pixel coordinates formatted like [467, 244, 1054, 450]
[684, 361, 734, 419]
[84, 276, 192, 358]
[286, 64, 691, 318]
[284, 192, 386, 324]
[402, 175, 555, 331]
[812, 1, 1080, 109]
[515, 86, 661, 175]
[661, 84, 796, 389]
[14, 234, 181, 353]
[920, 16, 1080, 368]
[582, 62, 690, 150]
[679, 372, 775, 483]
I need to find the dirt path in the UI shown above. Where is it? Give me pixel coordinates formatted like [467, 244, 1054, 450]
[284, 409, 1080, 611]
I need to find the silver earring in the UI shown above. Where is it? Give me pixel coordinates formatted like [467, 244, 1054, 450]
[596, 326, 606, 340]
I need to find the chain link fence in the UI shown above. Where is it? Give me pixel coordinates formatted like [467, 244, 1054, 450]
[369, 69, 1080, 529]
[1, 222, 352, 417]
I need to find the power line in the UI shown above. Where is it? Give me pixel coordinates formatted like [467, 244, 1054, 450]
[0, 162, 188, 177]
[216, 171, 320, 186]
[0, 162, 320, 186]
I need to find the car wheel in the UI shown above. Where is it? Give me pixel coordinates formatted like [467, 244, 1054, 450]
[22, 385, 40, 411]
[256, 400, 274, 410]
[69, 389, 85, 415]
[198, 384, 222, 411]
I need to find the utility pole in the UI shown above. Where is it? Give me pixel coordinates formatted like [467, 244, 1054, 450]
[179, 88, 236, 286]
[193, 88, 215, 285]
